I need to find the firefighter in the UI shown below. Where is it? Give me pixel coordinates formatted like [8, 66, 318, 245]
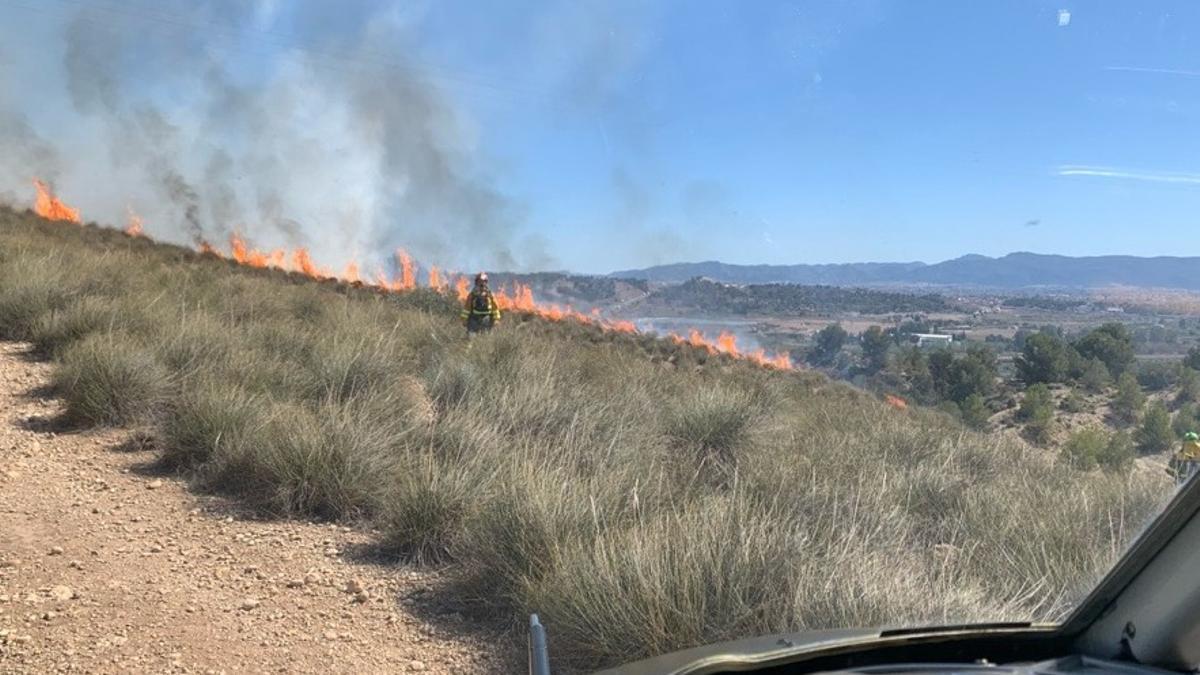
[1173, 431, 1200, 485]
[461, 272, 501, 334]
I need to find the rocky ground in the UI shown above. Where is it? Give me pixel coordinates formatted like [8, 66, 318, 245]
[0, 342, 507, 674]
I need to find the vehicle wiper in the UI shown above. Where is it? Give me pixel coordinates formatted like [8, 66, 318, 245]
[529, 613, 552, 675]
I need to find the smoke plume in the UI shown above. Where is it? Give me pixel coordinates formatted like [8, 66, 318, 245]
[0, 1, 539, 273]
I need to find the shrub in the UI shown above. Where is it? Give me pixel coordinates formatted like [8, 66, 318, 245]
[959, 393, 990, 430]
[0, 258, 73, 340]
[1079, 357, 1111, 393]
[1135, 360, 1178, 391]
[1136, 401, 1175, 455]
[377, 452, 488, 564]
[1062, 428, 1133, 473]
[1112, 372, 1145, 425]
[1060, 388, 1088, 414]
[52, 334, 169, 427]
[158, 380, 261, 470]
[1017, 383, 1055, 443]
[1177, 367, 1200, 405]
[664, 386, 758, 475]
[1174, 403, 1199, 440]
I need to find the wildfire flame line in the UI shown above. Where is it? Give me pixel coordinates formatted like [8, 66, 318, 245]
[27, 179, 795, 370]
[32, 179, 81, 223]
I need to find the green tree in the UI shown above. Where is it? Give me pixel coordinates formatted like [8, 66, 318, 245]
[808, 323, 848, 366]
[959, 393, 990, 430]
[1174, 403, 1199, 440]
[1015, 332, 1071, 384]
[1098, 431, 1135, 473]
[944, 345, 998, 403]
[1079, 357, 1112, 393]
[1074, 323, 1136, 377]
[1018, 383, 1055, 443]
[1135, 360, 1178, 391]
[1177, 367, 1200, 405]
[860, 325, 892, 374]
[1136, 401, 1175, 455]
[891, 347, 937, 405]
[1061, 428, 1108, 471]
[1185, 345, 1200, 371]
[1111, 372, 1145, 425]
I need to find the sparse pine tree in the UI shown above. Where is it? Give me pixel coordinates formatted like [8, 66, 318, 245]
[1174, 403, 1199, 440]
[1136, 401, 1174, 455]
[959, 393, 990, 430]
[1185, 345, 1200, 371]
[860, 325, 892, 374]
[808, 323, 848, 366]
[1112, 372, 1145, 425]
[1018, 383, 1055, 443]
[1099, 431, 1135, 472]
[1080, 357, 1112, 393]
[1177, 367, 1200, 405]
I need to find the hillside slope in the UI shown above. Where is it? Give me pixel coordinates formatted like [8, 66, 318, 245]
[0, 207, 1174, 672]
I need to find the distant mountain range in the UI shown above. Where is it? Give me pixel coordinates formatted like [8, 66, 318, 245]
[611, 253, 1200, 290]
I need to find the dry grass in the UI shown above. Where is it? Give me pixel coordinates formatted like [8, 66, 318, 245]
[0, 207, 1174, 672]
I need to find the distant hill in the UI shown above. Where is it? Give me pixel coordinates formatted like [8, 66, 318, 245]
[626, 278, 952, 317]
[612, 252, 1200, 290]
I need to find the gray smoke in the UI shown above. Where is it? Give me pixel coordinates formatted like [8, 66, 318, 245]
[0, 1, 547, 273]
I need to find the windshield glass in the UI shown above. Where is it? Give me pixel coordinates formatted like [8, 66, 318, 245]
[0, 2, 1194, 673]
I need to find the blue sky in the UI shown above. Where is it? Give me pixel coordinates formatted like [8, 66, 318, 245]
[4, 1, 1200, 274]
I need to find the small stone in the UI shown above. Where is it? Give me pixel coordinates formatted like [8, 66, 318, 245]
[344, 578, 364, 594]
[352, 591, 369, 604]
[285, 579, 305, 589]
[146, 479, 164, 490]
[408, 660, 427, 671]
[239, 598, 260, 611]
[322, 630, 339, 641]
[49, 586, 74, 601]
[48, 546, 64, 556]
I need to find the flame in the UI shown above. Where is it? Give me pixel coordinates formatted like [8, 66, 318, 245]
[124, 206, 144, 237]
[23, 181, 798, 372]
[293, 248, 320, 277]
[32, 179, 81, 223]
[395, 249, 416, 290]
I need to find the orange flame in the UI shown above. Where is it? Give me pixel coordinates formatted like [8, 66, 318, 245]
[395, 249, 416, 290]
[293, 248, 320, 277]
[124, 206, 144, 237]
[23, 176, 797, 374]
[32, 179, 81, 223]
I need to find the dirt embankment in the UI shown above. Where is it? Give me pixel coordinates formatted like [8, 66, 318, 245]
[0, 342, 505, 674]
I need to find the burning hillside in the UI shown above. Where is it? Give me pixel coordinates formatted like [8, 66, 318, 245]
[26, 181, 794, 370]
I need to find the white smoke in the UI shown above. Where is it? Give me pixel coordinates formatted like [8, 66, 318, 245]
[0, 1, 541, 274]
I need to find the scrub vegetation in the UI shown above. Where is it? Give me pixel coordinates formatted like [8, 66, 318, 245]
[0, 208, 1172, 671]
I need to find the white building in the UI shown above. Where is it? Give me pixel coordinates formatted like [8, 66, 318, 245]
[912, 333, 954, 348]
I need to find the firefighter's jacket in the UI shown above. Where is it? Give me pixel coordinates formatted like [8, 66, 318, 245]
[461, 290, 501, 323]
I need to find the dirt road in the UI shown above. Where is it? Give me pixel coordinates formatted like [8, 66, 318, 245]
[0, 342, 506, 674]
